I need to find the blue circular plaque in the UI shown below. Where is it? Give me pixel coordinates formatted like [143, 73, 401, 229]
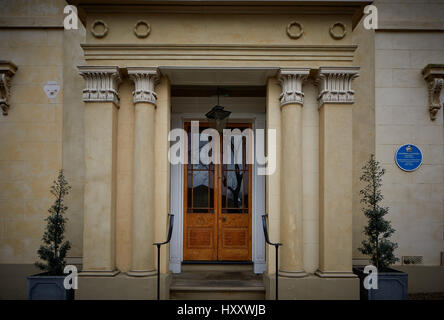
[395, 144, 422, 172]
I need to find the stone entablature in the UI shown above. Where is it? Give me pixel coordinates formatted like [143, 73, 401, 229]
[0, 60, 18, 116]
[127, 67, 160, 106]
[78, 66, 121, 107]
[316, 67, 359, 106]
[278, 68, 310, 107]
[422, 64, 444, 121]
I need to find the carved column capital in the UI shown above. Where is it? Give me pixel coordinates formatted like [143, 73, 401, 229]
[127, 67, 160, 106]
[278, 68, 310, 107]
[422, 64, 444, 121]
[78, 66, 121, 107]
[315, 67, 359, 106]
[0, 60, 18, 116]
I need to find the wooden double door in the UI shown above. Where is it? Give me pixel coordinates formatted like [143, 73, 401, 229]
[183, 122, 252, 261]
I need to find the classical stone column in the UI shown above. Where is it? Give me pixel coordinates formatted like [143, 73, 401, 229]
[78, 66, 121, 275]
[315, 67, 359, 278]
[127, 67, 159, 276]
[278, 68, 310, 277]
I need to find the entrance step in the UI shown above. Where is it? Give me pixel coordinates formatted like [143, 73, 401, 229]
[181, 263, 253, 272]
[170, 269, 265, 300]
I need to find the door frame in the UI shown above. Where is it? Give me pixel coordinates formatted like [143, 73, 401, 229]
[169, 112, 266, 274]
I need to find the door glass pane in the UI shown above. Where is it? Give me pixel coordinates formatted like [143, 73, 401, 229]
[209, 165, 214, 211]
[185, 122, 250, 215]
[222, 125, 250, 214]
[227, 170, 242, 208]
[185, 122, 215, 214]
[222, 168, 249, 214]
[188, 125, 212, 169]
[242, 170, 249, 212]
[225, 137, 246, 170]
[192, 171, 208, 208]
[187, 170, 192, 209]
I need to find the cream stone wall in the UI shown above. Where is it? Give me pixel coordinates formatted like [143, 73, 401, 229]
[0, 0, 67, 264]
[375, 31, 444, 265]
[376, 0, 444, 30]
[351, 20, 375, 261]
[0, 0, 65, 27]
[373, 0, 444, 266]
[62, 23, 86, 261]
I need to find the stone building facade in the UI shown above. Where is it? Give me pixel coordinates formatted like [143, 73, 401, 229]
[0, 0, 443, 299]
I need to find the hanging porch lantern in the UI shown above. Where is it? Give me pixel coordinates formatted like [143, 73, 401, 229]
[205, 87, 231, 133]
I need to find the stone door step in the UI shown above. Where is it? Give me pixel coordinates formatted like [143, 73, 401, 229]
[181, 263, 254, 272]
[170, 270, 265, 300]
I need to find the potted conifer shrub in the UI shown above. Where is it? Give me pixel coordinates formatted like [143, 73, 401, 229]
[353, 155, 408, 300]
[27, 170, 74, 300]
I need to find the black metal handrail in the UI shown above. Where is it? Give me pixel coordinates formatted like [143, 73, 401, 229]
[153, 213, 174, 300]
[262, 214, 282, 300]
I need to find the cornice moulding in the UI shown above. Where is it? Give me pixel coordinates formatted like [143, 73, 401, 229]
[81, 44, 357, 63]
[72, 3, 364, 14]
[68, 0, 370, 28]
[0, 17, 64, 29]
[81, 43, 358, 51]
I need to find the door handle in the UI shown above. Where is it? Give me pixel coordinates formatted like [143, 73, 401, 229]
[222, 216, 226, 222]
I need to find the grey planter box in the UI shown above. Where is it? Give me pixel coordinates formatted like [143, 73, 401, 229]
[353, 267, 408, 300]
[27, 273, 74, 300]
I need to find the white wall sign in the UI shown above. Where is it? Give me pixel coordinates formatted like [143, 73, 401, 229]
[44, 81, 60, 99]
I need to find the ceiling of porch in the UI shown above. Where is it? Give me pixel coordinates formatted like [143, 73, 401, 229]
[159, 67, 278, 86]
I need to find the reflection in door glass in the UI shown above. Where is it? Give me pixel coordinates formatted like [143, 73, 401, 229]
[186, 123, 215, 214]
[187, 169, 214, 214]
[222, 129, 250, 214]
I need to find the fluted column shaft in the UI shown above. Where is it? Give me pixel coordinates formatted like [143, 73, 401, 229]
[127, 67, 159, 276]
[278, 68, 310, 277]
